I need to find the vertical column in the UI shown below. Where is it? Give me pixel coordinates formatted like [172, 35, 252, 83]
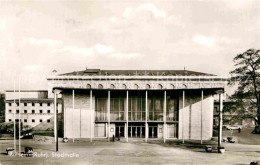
[126, 91, 129, 142]
[54, 89, 62, 152]
[90, 90, 93, 142]
[107, 90, 110, 141]
[145, 91, 148, 142]
[54, 92, 57, 143]
[18, 77, 21, 154]
[64, 105, 66, 138]
[163, 91, 166, 143]
[72, 90, 75, 143]
[13, 81, 16, 152]
[201, 90, 204, 144]
[218, 92, 223, 148]
[182, 90, 185, 144]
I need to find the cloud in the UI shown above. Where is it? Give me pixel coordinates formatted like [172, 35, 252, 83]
[109, 17, 118, 22]
[0, 19, 7, 31]
[110, 53, 141, 59]
[122, 3, 166, 19]
[192, 35, 216, 47]
[123, 7, 133, 18]
[58, 46, 94, 56]
[24, 65, 39, 71]
[0, 50, 6, 57]
[27, 37, 114, 56]
[28, 37, 63, 48]
[93, 44, 114, 54]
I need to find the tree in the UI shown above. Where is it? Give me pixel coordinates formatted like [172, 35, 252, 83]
[229, 49, 260, 132]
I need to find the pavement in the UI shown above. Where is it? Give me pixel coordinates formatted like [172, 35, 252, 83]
[0, 139, 259, 165]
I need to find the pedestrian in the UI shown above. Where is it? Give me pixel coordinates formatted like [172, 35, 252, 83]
[238, 127, 241, 133]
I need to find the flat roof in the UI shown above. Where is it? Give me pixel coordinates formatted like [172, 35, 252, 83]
[59, 69, 216, 76]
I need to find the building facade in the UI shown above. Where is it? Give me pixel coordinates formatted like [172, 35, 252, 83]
[47, 69, 227, 141]
[5, 90, 62, 128]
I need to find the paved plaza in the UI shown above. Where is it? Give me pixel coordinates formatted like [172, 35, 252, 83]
[0, 139, 259, 165]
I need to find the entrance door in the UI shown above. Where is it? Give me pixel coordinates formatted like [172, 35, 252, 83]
[149, 126, 158, 138]
[128, 123, 145, 138]
[115, 125, 124, 138]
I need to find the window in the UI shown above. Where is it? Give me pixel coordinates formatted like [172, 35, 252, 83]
[24, 110, 27, 113]
[110, 92, 125, 121]
[24, 103, 27, 106]
[47, 103, 50, 106]
[47, 110, 51, 114]
[39, 119, 42, 123]
[95, 95, 107, 121]
[16, 103, 19, 106]
[9, 119, 12, 122]
[32, 119, 35, 123]
[40, 110, 43, 114]
[39, 103, 42, 106]
[128, 91, 145, 121]
[32, 110, 35, 114]
[47, 119, 50, 123]
[166, 94, 178, 121]
[8, 103, 12, 106]
[24, 119, 27, 123]
[16, 110, 19, 114]
[32, 103, 35, 106]
[9, 110, 12, 113]
[15, 119, 19, 122]
[148, 92, 163, 121]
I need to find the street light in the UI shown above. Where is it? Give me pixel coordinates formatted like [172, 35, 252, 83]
[215, 89, 224, 153]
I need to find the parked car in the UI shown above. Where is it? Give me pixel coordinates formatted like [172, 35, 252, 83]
[226, 125, 242, 130]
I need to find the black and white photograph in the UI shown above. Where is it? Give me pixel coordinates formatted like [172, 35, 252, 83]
[0, 0, 259, 164]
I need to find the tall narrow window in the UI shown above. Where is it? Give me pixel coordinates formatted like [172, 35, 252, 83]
[110, 96, 124, 121]
[148, 91, 163, 121]
[128, 91, 145, 121]
[166, 93, 178, 121]
[95, 95, 107, 121]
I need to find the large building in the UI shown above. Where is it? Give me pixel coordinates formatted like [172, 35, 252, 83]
[5, 90, 62, 128]
[47, 68, 227, 141]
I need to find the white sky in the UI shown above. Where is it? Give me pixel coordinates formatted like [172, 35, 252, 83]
[0, 0, 259, 92]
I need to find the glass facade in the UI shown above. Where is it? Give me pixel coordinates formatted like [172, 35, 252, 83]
[148, 92, 163, 121]
[166, 95, 178, 121]
[94, 91, 179, 138]
[95, 96, 107, 121]
[128, 92, 146, 121]
[110, 97, 125, 121]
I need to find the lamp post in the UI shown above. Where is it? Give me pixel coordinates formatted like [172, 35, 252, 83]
[216, 90, 224, 152]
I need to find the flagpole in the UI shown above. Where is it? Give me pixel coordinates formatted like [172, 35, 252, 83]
[18, 76, 21, 154]
[13, 80, 16, 152]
